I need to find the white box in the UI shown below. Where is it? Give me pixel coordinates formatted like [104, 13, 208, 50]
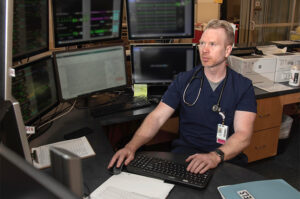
[269, 52, 300, 82]
[273, 52, 300, 72]
[229, 55, 276, 83]
[229, 55, 276, 75]
[275, 70, 291, 82]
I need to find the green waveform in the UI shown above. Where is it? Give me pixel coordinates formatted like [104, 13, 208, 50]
[136, 0, 191, 7]
[137, 10, 176, 15]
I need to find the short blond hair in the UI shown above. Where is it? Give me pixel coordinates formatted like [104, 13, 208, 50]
[204, 19, 234, 46]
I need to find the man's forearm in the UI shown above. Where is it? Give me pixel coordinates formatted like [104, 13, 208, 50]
[219, 130, 252, 161]
[125, 111, 164, 152]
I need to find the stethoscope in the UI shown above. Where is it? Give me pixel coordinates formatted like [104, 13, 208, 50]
[183, 67, 228, 123]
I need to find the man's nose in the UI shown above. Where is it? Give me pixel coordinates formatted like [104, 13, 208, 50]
[201, 44, 209, 53]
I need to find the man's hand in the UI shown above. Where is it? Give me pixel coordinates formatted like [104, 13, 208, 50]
[186, 152, 221, 174]
[107, 147, 135, 169]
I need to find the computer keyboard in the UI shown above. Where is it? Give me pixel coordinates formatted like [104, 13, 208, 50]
[126, 153, 213, 189]
[90, 97, 152, 117]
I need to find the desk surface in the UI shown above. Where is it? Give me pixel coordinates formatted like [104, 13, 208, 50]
[254, 83, 300, 99]
[84, 134, 265, 199]
[32, 108, 266, 199]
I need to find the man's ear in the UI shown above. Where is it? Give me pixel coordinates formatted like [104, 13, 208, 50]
[225, 45, 232, 58]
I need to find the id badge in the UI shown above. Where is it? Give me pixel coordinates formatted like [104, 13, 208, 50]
[216, 124, 228, 144]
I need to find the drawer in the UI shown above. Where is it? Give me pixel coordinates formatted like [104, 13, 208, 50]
[244, 127, 280, 162]
[279, 92, 300, 105]
[254, 97, 283, 131]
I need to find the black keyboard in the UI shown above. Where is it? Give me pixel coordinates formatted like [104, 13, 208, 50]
[90, 97, 152, 117]
[126, 153, 213, 189]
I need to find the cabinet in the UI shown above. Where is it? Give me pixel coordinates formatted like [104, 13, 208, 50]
[244, 96, 283, 162]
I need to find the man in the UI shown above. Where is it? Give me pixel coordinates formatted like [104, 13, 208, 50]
[108, 19, 257, 174]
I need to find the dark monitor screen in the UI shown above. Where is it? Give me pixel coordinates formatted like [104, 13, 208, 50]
[13, 0, 49, 61]
[0, 144, 80, 199]
[52, 0, 123, 48]
[0, 99, 31, 162]
[126, 0, 194, 40]
[12, 56, 59, 125]
[54, 45, 127, 101]
[131, 44, 196, 84]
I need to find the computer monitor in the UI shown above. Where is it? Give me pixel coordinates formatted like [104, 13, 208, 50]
[52, 0, 123, 48]
[13, 0, 49, 61]
[0, 143, 80, 199]
[0, 0, 13, 100]
[126, 0, 194, 40]
[54, 45, 127, 101]
[0, 99, 32, 163]
[12, 56, 59, 125]
[131, 43, 196, 84]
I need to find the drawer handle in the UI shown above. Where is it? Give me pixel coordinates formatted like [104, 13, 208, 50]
[258, 113, 270, 118]
[255, 145, 266, 150]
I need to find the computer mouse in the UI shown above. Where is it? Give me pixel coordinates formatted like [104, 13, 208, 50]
[108, 161, 124, 175]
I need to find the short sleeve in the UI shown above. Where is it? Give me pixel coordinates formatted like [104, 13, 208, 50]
[161, 73, 183, 110]
[236, 83, 257, 113]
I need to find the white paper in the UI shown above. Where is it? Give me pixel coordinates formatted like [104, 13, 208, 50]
[254, 82, 293, 92]
[90, 172, 174, 199]
[32, 136, 95, 169]
[272, 40, 300, 45]
[256, 45, 287, 55]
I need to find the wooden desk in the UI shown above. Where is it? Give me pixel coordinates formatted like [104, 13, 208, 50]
[244, 87, 300, 162]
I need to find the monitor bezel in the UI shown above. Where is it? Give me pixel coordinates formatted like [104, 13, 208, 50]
[12, 55, 60, 126]
[0, 143, 80, 199]
[52, 0, 124, 48]
[130, 43, 197, 84]
[53, 44, 128, 102]
[126, 0, 195, 40]
[12, 0, 49, 61]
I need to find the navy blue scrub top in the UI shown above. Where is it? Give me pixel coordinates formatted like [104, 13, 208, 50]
[161, 65, 257, 153]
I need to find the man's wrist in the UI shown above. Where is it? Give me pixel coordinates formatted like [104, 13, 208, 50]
[124, 143, 137, 153]
[214, 148, 224, 163]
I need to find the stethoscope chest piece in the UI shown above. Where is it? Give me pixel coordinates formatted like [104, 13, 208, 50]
[212, 104, 221, 112]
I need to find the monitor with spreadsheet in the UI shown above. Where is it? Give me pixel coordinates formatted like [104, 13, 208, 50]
[13, 0, 49, 61]
[52, 0, 123, 47]
[126, 0, 194, 40]
[131, 44, 196, 84]
[12, 56, 59, 125]
[54, 45, 127, 101]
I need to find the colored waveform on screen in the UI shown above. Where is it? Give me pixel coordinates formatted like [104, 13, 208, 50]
[90, 10, 119, 37]
[55, 9, 120, 42]
[12, 71, 53, 122]
[135, 0, 191, 7]
[56, 15, 89, 23]
[13, 0, 48, 58]
[132, 0, 188, 32]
